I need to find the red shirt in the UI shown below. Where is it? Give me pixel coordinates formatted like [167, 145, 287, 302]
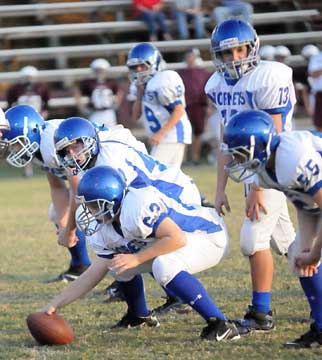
[132, 0, 163, 16]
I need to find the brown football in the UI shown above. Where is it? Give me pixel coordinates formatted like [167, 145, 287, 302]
[26, 312, 74, 345]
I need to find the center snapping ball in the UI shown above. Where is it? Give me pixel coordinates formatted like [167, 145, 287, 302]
[26, 312, 74, 345]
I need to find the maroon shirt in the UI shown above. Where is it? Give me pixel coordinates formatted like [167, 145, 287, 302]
[7, 82, 50, 111]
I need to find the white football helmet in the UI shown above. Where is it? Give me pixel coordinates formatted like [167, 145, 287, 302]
[301, 44, 319, 59]
[259, 45, 276, 61]
[20, 65, 38, 78]
[90, 58, 110, 71]
[274, 45, 291, 59]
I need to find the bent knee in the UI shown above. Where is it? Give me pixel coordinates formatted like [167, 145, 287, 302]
[152, 256, 183, 286]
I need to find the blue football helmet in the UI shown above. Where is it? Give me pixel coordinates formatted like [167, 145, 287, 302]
[221, 110, 279, 182]
[76, 165, 126, 236]
[1, 105, 45, 167]
[211, 19, 259, 80]
[126, 42, 162, 84]
[54, 117, 99, 175]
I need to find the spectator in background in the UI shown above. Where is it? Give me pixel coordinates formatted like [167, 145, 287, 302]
[308, 49, 322, 132]
[132, 0, 172, 42]
[212, 0, 253, 24]
[6, 65, 50, 177]
[173, 0, 206, 40]
[178, 48, 211, 165]
[274, 45, 291, 64]
[75, 58, 124, 128]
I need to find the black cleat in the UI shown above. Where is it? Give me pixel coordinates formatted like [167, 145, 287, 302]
[111, 311, 160, 329]
[46, 265, 89, 283]
[236, 305, 275, 332]
[103, 280, 126, 303]
[201, 198, 214, 208]
[200, 318, 241, 341]
[284, 323, 322, 348]
[153, 296, 192, 315]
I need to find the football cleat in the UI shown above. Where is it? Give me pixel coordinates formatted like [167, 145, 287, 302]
[153, 296, 192, 315]
[200, 318, 241, 341]
[236, 305, 275, 331]
[103, 280, 126, 303]
[284, 323, 322, 348]
[46, 265, 89, 283]
[111, 311, 160, 329]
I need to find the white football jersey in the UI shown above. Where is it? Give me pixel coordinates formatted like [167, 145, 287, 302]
[93, 129, 201, 206]
[88, 186, 223, 257]
[140, 70, 192, 144]
[205, 61, 296, 131]
[34, 119, 68, 178]
[257, 131, 322, 214]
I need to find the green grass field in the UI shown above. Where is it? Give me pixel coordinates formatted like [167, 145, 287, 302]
[0, 163, 320, 360]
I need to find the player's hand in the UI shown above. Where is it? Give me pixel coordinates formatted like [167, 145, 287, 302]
[214, 192, 231, 216]
[58, 228, 78, 248]
[109, 254, 140, 274]
[245, 188, 267, 221]
[295, 249, 320, 276]
[150, 131, 164, 146]
[41, 305, 56, 315]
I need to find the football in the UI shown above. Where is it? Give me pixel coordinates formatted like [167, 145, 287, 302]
[26, 312, 74, 345]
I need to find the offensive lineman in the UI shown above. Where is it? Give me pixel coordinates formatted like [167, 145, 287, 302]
[222, 109, 322, 348]
[205, 19, 296, 330]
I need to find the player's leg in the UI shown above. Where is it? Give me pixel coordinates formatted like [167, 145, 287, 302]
[110, 263, 160, 329]
[47, 203, 91, 283]
[238, 189, 295, 331]
[152, 218, 242, 340]
[285, 212, 322, 348]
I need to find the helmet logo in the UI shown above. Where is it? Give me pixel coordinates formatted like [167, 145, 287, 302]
[219, 38, 239, 48]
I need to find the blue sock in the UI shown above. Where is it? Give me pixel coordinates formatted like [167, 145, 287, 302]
[166, 271, 226, 321]
[252, 291, 271, 313]
[299, 264, 322, 330]
[118, 275, 149, 317]
[68, 229, 91, 267]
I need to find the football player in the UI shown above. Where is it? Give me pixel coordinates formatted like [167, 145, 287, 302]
[127, 42, 192, 167]
[42, 165, 243, 341]
[1, 105, 91, 282]
[205, 19, 296, 331]
[222, 109, 322, 348]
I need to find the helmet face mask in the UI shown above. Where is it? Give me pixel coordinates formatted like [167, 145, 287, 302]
[127, 43, 161, 84]
[221, 138, 264, 182]
[6, 135, 39, 167]
[211, 19, 259, 80]
[76, 197, 117, 236]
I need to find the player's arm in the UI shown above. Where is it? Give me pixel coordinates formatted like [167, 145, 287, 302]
[46, 172, 70, 229]
[150, 103, 185, 145]
[215, 122, 231, 216]
[295, 189, 322, 273]
[109, 217, 186, 274]
[57, 175, 80, 248]
[43, 257, 111, 314]
[131, 83, 145, 122]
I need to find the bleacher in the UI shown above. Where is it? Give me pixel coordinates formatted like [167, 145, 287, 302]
[0, 0, 320, 123]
